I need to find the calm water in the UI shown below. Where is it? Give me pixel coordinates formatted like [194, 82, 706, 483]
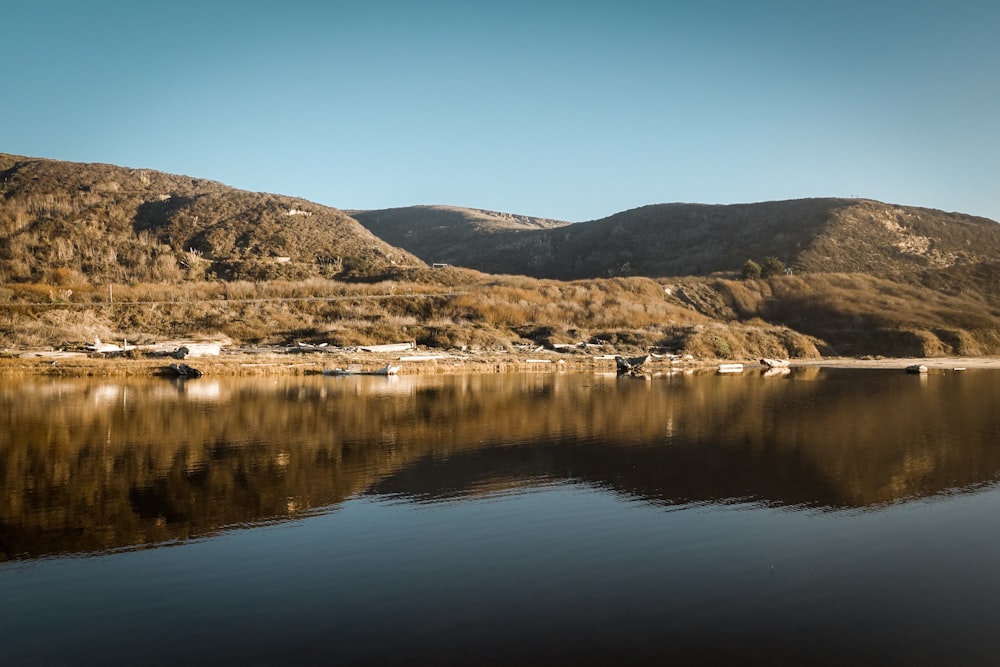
[3, 367, 1000, 665]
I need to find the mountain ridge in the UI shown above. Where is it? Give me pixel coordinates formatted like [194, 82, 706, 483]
[351, 199, 1000, 296]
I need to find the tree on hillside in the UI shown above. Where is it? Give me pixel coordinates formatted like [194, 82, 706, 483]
[741, 259, 762, 280]
[760, 256, 786, 277]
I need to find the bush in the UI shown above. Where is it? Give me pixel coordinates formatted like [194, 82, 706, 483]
[760, 256, 786, 277]
[741, 259, 762, 280]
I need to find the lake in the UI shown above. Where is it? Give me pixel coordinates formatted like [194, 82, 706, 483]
[2, 367, 1000, 665]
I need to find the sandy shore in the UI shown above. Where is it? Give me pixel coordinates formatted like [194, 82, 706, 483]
[789, 356, 1000, 370]
[2, 348, 999, 377]
[0, 349, 610, 377]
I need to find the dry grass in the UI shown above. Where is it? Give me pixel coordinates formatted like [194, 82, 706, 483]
[682, 323, 823, 359]
[711, 273, 1000, 356]
[0, 274, 707, 353]
[4, 269, 1000, 359]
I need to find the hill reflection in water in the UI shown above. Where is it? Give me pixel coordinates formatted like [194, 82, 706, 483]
[2, 368, 999, 560]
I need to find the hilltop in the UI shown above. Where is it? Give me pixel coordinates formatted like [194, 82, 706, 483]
[0, 153, 422, 284]
[347, 205, 569, 267]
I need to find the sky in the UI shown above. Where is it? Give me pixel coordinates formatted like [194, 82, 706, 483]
[6, 1, 1000, 222]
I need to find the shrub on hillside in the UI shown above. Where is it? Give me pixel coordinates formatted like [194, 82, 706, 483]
[760, 256, 786, 277]
[681, 324, 821, 360]
[741, 259, 762, 280]
[741, 257, 786, 279]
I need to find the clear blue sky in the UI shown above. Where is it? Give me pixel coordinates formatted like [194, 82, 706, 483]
[7, 1, 1000, 222]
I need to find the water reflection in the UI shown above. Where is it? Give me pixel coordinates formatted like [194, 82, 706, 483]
[2, 368, 999, 560]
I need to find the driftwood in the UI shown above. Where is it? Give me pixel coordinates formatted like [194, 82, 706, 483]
[615, 355, 650, 375]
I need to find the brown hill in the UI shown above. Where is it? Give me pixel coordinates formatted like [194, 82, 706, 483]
[371, 198, 1000, 297]
[0, 153, 422, 284]
[347, 205, 569, 266]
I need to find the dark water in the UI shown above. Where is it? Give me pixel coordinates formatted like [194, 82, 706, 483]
[3, 367, 1000, 665]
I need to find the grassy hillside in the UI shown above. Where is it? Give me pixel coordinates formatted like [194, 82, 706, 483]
[348, 205, 569, 266]
[384, 198, 1000, 298]
[354, 199, 846, 278]
[0, 263, 831, 360]
[11, 263, 998, 359]
[678, 273, 1000, 357]
[0, 154, 422, 284]
[797, 200, 1000, 296]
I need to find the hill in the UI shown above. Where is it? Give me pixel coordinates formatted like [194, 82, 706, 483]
[0, 153, 422, 284]
[347, 205, 569, 266]
[366, 198, 1000, 298]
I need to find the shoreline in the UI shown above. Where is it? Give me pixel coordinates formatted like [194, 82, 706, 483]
[2, 349, 999, 377]
[788, 356, 1000, 370]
